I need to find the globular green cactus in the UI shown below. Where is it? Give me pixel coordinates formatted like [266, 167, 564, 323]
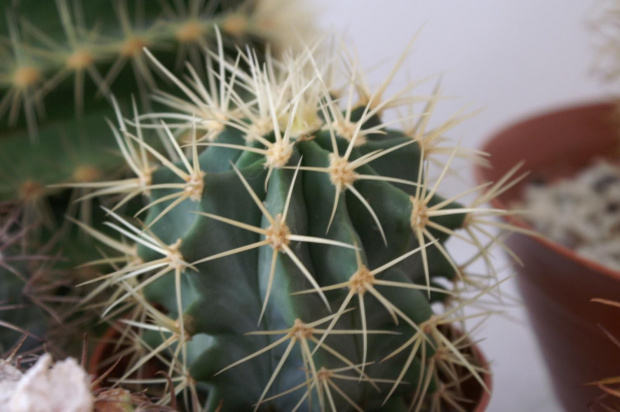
[0, 0, 312, 359]
[72, 42, 522, 411]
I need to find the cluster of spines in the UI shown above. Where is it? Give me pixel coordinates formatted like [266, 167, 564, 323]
[0, 0, 313, 366]
[55, 36, 532, 412]
[0, 201, 93, 358]
[0, 0, 313, 247]
[0, 0, 309, 136]
[591, 0, 620, 83]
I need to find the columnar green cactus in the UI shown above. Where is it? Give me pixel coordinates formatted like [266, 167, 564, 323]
[73, 43, 521, 411]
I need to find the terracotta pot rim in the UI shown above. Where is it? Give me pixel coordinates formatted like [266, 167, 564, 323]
[470, 333, 492, 412]
[475, 99, 620, 282]
[484, 98, 616, 143]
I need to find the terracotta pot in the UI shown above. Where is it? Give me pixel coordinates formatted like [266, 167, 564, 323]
[476, 101, 620, 412]
[453, 327, 493, 412]
[88, 326, 166, 392]
[89, 326, 492, 411]
[89, 326, 120, 385]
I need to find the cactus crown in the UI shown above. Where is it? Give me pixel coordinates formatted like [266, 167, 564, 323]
[68, 39, 521, 411]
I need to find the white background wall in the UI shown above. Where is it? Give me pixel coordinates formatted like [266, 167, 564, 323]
[315, 1, 612, 410]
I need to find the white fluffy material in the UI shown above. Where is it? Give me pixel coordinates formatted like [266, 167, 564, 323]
[3, 354, 93, 412]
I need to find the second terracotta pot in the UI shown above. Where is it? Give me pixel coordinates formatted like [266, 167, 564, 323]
[476, 101, 620, 411]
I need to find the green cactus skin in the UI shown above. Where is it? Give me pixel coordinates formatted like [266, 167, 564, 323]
[0, 206, 50, 355]
[0, 262, 47, 355]
[0, 2, 518, 409]
[73, 41, 520, 412]
[0, 0, 306, 222]
[0, 0, 311, 359]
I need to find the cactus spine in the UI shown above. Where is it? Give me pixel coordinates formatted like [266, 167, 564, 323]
[0, 0, 309, 228]
[0, 0, 311, 361]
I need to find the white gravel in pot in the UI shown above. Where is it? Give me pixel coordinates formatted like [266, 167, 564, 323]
[520, 159, 620, 271]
